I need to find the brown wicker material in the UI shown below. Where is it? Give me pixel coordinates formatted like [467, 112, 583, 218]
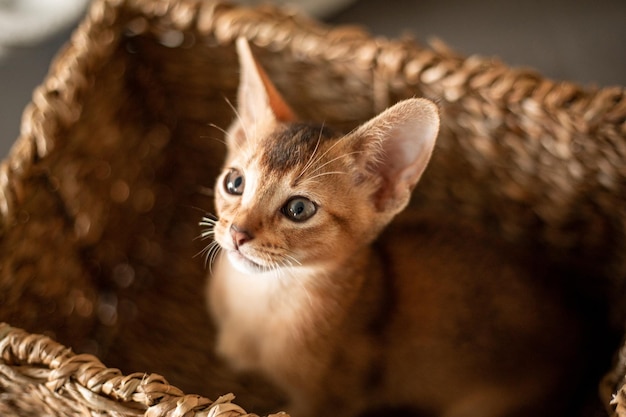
[0, 0, 624, 415]
[0, 323, 268, 417]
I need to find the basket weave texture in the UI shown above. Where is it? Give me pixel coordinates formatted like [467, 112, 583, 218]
[0, 0, 625, 415]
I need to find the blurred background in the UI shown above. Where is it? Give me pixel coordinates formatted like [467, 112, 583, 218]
[0, 0, 624, 158]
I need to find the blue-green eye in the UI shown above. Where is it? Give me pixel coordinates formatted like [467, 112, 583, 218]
[224, 169, 245, 195]
[282, 197, 316, 222]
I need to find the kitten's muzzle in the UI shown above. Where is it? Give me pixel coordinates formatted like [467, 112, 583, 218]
[230, 224, 253, 248]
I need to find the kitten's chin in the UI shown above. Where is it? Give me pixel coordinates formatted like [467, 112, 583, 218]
[226, 250, 269, 274]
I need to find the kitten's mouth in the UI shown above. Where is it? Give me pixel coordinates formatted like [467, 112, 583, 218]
[226, 249, 269, 274]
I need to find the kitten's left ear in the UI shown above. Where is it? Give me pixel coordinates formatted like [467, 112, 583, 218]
[350, 98, 440, 217]
[235, 37, 297, 126]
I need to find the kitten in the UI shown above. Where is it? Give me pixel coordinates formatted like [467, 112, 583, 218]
[205, 38, 590, 417]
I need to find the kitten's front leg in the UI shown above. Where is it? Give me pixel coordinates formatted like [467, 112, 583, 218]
[213, 322, 258, 371]
[208, 254, 263, 372]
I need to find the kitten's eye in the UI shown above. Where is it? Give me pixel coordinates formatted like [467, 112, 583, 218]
[282, 197, 317, 222]
[224, 169, 245, 195]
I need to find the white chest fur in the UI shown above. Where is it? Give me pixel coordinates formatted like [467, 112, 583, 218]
[207, 253, 316, 376]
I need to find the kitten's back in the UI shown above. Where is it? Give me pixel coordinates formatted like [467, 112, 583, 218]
[344, 214, 607, 416]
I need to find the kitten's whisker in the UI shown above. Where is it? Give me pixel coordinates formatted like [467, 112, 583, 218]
[207, 123, 230, 140]
[208, 243, 222, 274]
[305, 171, 348, 182]
[283, 253, 302, 267]
[197, 240, 222, 273]
[307, 151, 364, 177]
[197, 232, 214, 241]
[200, 214, 218, 221]
[271, 259, 285, 283]
[199, 134, 227, 146]
[197, 216, 218, 241]
[199, 215, 218, 226]
[194, 235, 215, 254]
[224, 96, 253, 148]
[275, 252, 313, 308]
[208, 121, 247, 156]
[196, 231, 215, 241]
[274, 265, 285, 283]
[295, 123, 324, 182]
[201, 124, 236, 145]
[200, 220, 217, 225]
[195, 239, 216, 261]
[297, 133, 347, 180]
[196, 214, 220, 274]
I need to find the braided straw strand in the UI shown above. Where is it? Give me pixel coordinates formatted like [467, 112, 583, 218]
[0, 323, 274, 417]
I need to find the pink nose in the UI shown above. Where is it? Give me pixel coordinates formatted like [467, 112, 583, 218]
[230, 224, 253, 248]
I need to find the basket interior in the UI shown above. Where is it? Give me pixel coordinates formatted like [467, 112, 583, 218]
[0, 0, 625, 415]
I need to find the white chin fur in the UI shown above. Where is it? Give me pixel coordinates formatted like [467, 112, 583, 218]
[227, 250, 268, 274]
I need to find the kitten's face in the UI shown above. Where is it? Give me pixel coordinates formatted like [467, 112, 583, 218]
[213, 122, 379, 275]
[210, 39, 438, 275]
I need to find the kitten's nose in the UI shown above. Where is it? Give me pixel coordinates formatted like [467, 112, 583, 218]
[230, 224, 253, 248]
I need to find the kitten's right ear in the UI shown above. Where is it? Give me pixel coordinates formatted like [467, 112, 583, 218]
[233, 37, 297, 134]
[349, 98, 440, 220]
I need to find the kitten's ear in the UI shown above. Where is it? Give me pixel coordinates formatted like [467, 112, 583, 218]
[350, 98, 440, 217]
[235, 37, 297, 127]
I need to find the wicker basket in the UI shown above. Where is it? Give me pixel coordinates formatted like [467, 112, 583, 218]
[1, 0, 625, 415]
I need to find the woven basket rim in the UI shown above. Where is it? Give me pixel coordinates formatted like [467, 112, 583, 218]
[0, 322, 267, 417]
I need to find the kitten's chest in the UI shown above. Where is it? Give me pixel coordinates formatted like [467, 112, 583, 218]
[208, 254, 315, 372]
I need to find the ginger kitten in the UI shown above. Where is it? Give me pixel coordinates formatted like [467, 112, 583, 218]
[205, 38, 594, 417]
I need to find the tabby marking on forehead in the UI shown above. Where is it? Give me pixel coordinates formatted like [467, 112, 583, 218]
[260, 122, 339, 174]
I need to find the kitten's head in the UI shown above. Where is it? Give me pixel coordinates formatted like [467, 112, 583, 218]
[212, 38, 439, 275]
